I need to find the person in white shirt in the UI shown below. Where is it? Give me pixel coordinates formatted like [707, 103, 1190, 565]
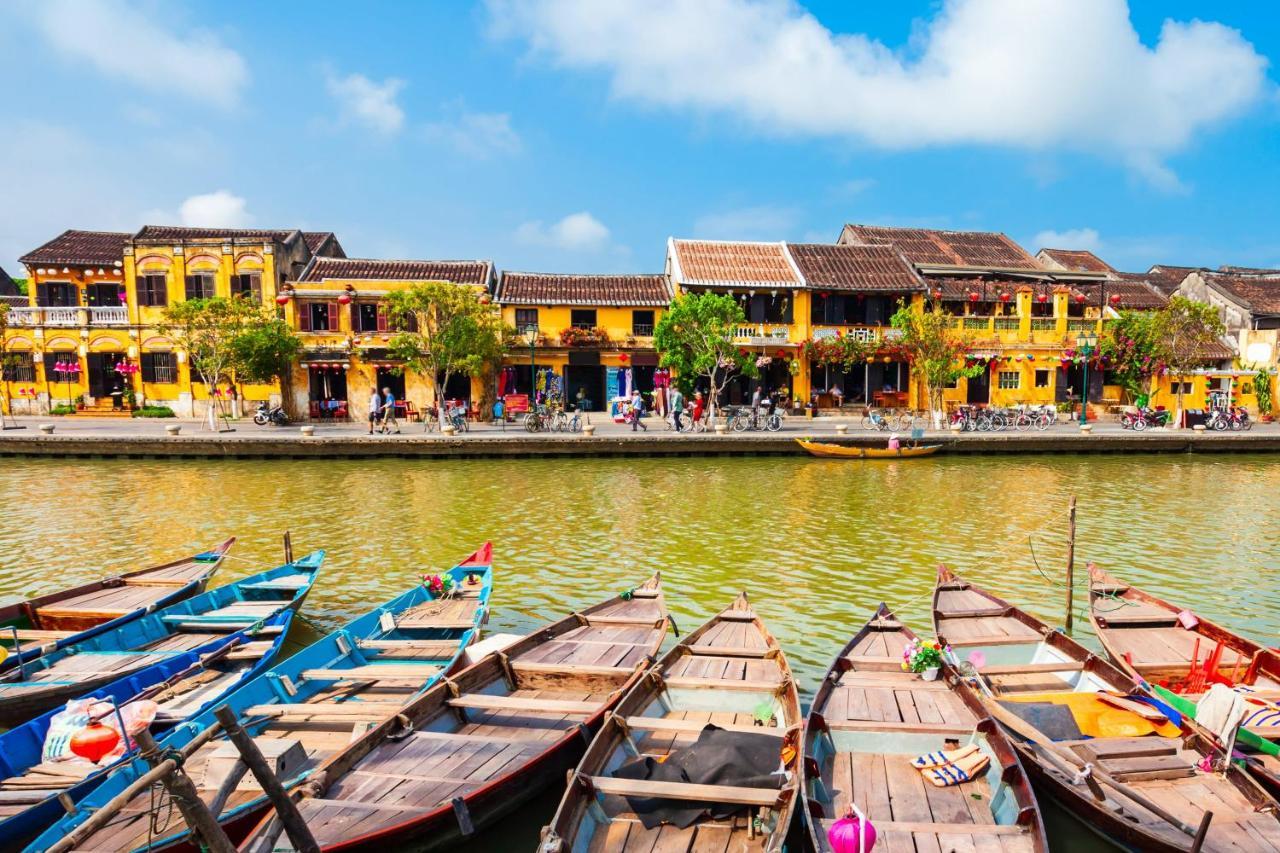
[367, 389, 382, 435]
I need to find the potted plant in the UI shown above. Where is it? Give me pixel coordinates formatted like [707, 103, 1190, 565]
[902, 638, 948, 681]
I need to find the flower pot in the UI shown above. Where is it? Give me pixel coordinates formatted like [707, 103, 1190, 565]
[165, 424, 181, 436]
[921, 666, 940, 682]
[38, 423, 55, 435]
[714, 424, 728, 435]
[582, 424, 596, 436]
[300, 425, 316, 437]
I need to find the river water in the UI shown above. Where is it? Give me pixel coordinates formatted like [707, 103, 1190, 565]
[2, 454, 1278, 849]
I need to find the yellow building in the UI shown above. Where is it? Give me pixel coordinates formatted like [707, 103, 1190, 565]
[286, 256, 495, 421]
[493, 272, 671, 412]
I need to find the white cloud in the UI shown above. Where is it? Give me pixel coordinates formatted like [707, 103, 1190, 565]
[423, 111, 523, 158]
[326, 72, 406, 134]
[1032, 228, 1102, 253]
[515, 211, 611, 250]
[178, 191, 252, 227]
[490, 0, 1268, 185]
[25, 0, 248, 108]
[692, 205, 798, 240]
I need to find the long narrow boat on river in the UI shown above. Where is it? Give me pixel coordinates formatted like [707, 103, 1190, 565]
[933, 565, 1280, 852]
[0, 550, 324, 728]
[29, 543, 493, 853]
[238, 572, 668, 853]
[0, 604, 297, 849]
[540, 591, 801, 853]
[1088, 564, 1280, 797]
[803, 603, 1047, 853]
[795, 438, 942, 459]
[0, 538, 234, 672]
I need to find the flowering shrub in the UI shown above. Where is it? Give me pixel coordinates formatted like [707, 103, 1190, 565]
[559, 326, 612, 347]
[902, 638, 948, 673]
[422, 574, 454, 596]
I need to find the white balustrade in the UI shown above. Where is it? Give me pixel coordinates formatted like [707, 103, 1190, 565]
[43, 307, 81, 326]
[88, 306, 127, 325]
[5, 307, 41, 327]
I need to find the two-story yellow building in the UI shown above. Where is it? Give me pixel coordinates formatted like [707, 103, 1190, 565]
[493, 272, 671, 412]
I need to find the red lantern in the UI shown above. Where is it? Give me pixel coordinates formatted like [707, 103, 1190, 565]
[1037, 294, 1048, 303]
[999, 292, 1011, 303]
[69, 722, 119, 763]
[931, 289, 942, 300]
[1110, 294, 1122, 305]
[968, 292, 979, 303]
[275, 294, 290, 305]
[479, 293, 492, 305]
[619, 353, 630, 364]
[775, 349, 786, 358]
[1075, 294, 1086, 304]
[337, 292, 352, 305]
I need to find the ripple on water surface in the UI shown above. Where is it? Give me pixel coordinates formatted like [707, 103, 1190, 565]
[1, 454, 1278, 694]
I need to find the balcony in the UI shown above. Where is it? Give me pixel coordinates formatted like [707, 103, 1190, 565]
[88, 306, 127, 326]
[631, 324, 654, 337]
[43, 307, 81, 327]
[5, 307, 41, 327]
[812, 325, 882, 343]
[733, 325, 791, 346]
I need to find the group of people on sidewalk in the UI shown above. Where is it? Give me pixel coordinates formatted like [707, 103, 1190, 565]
[627, 385, 778, 432]
[366, 387, 401, 435]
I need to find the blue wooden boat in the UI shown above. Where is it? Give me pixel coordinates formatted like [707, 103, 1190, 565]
[0, 538, 234, 673]
[29, 543, 493, 853]
[0, 550, 325, 728]
[0, 608, 297, 849]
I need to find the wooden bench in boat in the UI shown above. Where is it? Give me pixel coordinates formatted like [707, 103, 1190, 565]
[1097, 612, 1178, 627]
[511, 661, 638, 678]
[224, 641, 277, 661]
[238, 574, 312, 591]
[685, 645, 777, 659]
[300, 665, 440, 683]
[661, 676, 782, 692]
[1095, 754, 1196, 782]
[1090, 584, 1130, 596]
[718, 610, 756, 622]
[979, 661, 1086, 675]
[587, 775, 782, 807]
[396, 599, 480, 631]
[446, 694, 599, 715]
[938, 607, 1012, 619]
[356, 639, 460, 657]
[243, 701, 405, 720]
[823, 719, 976, 735]
[841, 655, 911, 672]
[945, 634, 1042, 647]
[0, 629, 76, 641]
[817, 819, 1023, 835]
[579, 615, 665, 628]
[621, 716, 792, 737]
[1066, 737, 1180, 761]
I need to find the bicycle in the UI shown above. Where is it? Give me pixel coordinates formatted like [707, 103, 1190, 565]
[731, 407, 783, 432]
[861, 407, 892, 431]
[446, 405, 469, 433]
[523, 406, 549, 432]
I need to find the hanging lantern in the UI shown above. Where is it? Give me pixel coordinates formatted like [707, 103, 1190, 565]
[775, 349, 786, 359]
[931, 289, 942, 300]
[882, 356, 891, 363]
[618, 353, 629, 364]
[69, 721, 119, 764]
[999, 292, 1011, 302]
[275, 294, 291, 305]
[337, 292, 352, 305]
[479, 293, 492, 305]
[1075, 294, 1086, 304]
[1110, 293, 1122, 305]
[1037, 293, 1049, 303]
[968, 292, 979, 303]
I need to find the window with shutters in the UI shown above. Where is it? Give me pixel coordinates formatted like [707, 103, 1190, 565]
[137, 274, 168, 306]
[514, 308, 538, 332]
[570, 309, 597, 329]
[36, 282, 77, 307]
[85, 283, 123, 306]
[2, 357, 35, 382]
[185, 274, 215, 300]
[141, 352, 178, 383]
[300, 302, 339, 332]
[230, 273, 262, 301]
[353, 303, 387, 333]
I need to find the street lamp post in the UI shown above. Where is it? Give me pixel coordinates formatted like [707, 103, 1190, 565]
[1076, 332, 1098, 426]
[522, 325, 537, 402]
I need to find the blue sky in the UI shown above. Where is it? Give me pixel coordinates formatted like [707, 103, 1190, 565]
[1, 1, 1277, 276]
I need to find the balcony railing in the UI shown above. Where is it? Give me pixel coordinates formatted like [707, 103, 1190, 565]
[5, 307, 41, 327]
[1030, 318, 1057, 332]
[89, 306, 127, 325]
[733, 325, 791, 344]
[43, 307, 81, 327]
[632, 324, 654, 337]
[994, 317, 1019, 331]
[962, 317, 992, 331]
[812, 325, 882, 343]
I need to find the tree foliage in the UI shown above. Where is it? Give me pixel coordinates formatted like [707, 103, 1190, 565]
[386, 282, 505, 428]
[1099, 310, 1161, 399]
[653, 291, 757, 418]
[890, 297, 978, 422]
[1152, 296, 1226, 415]
[231, 316, 303, 385]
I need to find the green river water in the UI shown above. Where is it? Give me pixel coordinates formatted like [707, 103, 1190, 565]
[1, 454, 1278, 850]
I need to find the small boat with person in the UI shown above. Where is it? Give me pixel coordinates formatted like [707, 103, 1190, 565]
[30, 543, 493, 853]
[0, 549, 322, 728]
[795, 438, 942, 459]
[803, 603, 1047, 852]
[238, 571, 668, 853]
[541, 591, 801, 853]
[0, 538, 235, 671]
[933, 565, 1280, 852]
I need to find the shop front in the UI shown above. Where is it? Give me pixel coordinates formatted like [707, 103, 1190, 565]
[301, 348, 351, 419]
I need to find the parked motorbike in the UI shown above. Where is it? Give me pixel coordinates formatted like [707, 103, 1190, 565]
[1120, 406, 1170, 431]
[253, 402, 289, 426]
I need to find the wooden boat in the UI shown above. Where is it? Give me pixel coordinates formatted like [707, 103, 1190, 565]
[933, 565, 1280, 851]
[0, 605, 297, 849]
[795, 438, 942, 459]
[0, 550, 323, 728]
[238, 571, 668, 853]
[0, 538, 234, 671]
[30, 543, 493, 853]
[1088, 564, 1280, 798]
[802, 603, 1047, 853]
[541, 591, 801, 853]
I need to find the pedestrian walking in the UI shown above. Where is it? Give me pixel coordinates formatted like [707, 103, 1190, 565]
[692, 391, 705, 431]
[669, 386, 685, 432]
[381, 387, 400, 434]
[630, 389, 647, 431]
[367, 388, 382, 434]
[751, 385, 763, 414]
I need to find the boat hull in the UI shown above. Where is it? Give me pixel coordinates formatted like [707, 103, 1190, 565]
[796, 439, 941, 458]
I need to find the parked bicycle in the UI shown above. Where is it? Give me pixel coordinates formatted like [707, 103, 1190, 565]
[730, 406, 783, 432]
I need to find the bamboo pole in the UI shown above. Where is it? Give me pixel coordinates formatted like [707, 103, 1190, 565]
[1065, 496, 1077, 634]
[213, 705, 319, 853]
[283, 530, 293, 564]
[133, 728, 236, 853]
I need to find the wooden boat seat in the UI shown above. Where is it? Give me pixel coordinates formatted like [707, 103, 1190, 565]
[244, 701, 404, 720]
[817, 819, 1024, 836]
[718, 610, 756, 622]
[1066, 737, 1179, 761]
[582, 616, 664, 628]
[621, 716, 791, 737]
[588, 775, 781, 807]
[841, 655, 909, 672]
[224, 641, 276, 661]
[946, 634, 1041, 647]
[1090, 584, 1130, 596]
[980, 661, 1086, 675]
[1098, 612, 1178, 627]
[510, 661, 636, 678]
[396, 599, 480, 631]
[121, 576, 192, 587]
[446, 694, 599, 715]
[301, 665, 440, 682]
[685, 645, 776, 659]
[239, 574, 312, 591]
[0, 629, 76, 641]
[357, 639, 460, 656]
[824, 719, 975, 734]
[938, 607, 1012, 619]
[1095, 754, 1195, 782]
[661, 676, 782, 692]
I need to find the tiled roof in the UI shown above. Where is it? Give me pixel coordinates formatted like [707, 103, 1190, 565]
[1142, 265, 1198, 296]
[924, 277, 1086, 302]
[670, 240, 800, 287]
[19, 229, 129, 267]
[786, 243, 923, 292]
[303, 232, 345, 258]
[841, 224, 1040, 270]
[1037, 248, 1114, 273]
[1201, 272, 1280, 315]
[1102, 275, 1170, 310]
[496, 272, 671, 306]
[298, 256, 492, 285]
[1218, 265, 1280, 276]
[133, 225, 309, 244]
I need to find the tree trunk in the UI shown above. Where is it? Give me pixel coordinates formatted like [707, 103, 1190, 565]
[706, 368, 718, 422]
[435, 375, 449, 430]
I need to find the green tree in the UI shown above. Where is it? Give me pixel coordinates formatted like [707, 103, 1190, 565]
[386, 282, 505, 430]
[1100, 310, 1161, 402]
[231, 314, 303, 414]
[159, 297, 265, 429]
[890, 297, 978, 428]
[1152, 296, 1226, 421]
[653, 291, 757, 420]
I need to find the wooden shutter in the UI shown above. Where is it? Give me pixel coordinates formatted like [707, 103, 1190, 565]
[140, 353, 156, 383]
[327, 302, 340, 331]
[299, 304, 312, 332]
[377, 305, 388, 332]
[35, 283, 48, 306]
[349, 302, 360, 331]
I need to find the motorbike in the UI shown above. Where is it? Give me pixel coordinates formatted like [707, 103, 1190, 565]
[1120, 406, 1170, 431]
[253, 402, 289, 426]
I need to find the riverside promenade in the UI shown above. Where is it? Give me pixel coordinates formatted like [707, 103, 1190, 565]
[2, 414, 1279, 458]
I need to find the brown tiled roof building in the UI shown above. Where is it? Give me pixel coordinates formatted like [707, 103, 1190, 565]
[496, 272, 670, 306]
[20, 229, 129, 267]
[1198, 271, 1280, 316]
[669, 240, 801, 287]
[1101, 275, 1171, 310]
[299, 256, 493, 286]
[839, 224, 1040, 270]
[1142, 265, 1199, 296]
[304, 232, 346, 258]
[1037, 248, 1115, 274]
[786, 244, 923, 292]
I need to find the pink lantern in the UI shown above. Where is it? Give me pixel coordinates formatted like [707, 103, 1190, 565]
[828, 810, 877, 852]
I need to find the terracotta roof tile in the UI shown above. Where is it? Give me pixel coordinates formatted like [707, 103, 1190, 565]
[670, 240, 800, 287]
[842, 224, 1040, 270]
[1102, 276, 1170, 310]
[133, 225, 310, 244]
[1038, 248, 1115, 273]
[786, 243, 923, 292]
[496, 272, 671, 306]
[298, 256, 492, 285]
[303, 232, 345, 258]
[1141, 265, 1198, 296]
[19, 229, 129, 267]
[1201, 272, 1280, 315]
[924, 276, 1085, 302]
